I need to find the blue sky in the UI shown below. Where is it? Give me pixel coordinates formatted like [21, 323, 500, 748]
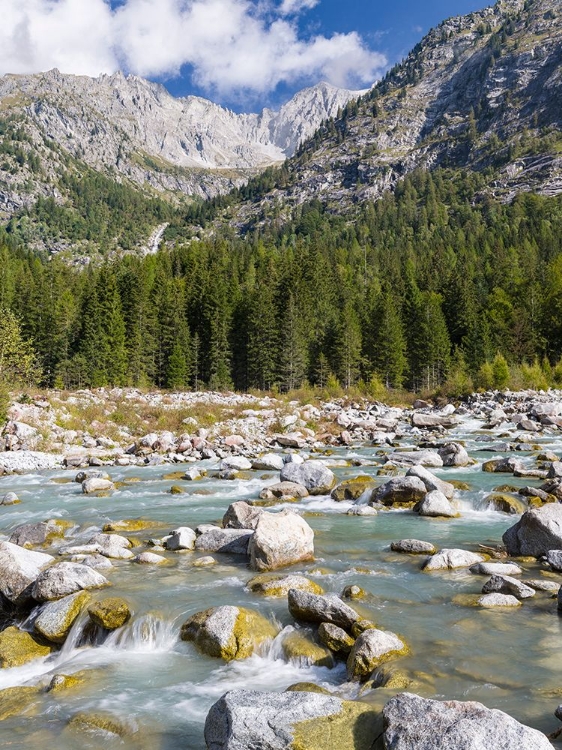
[2, 0, 492, 112]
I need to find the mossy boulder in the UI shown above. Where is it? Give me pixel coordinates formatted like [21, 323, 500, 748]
[205, 689, 380, 750]
[169, 485, 185, 495]
[34, 590, 90, 643]
[318, 622, 355, 655]
[0, 686, 39, 720]
[181, 605, 278, 661]
[88, 597, 132, 630]
[9, 519, 73, 548]
[484, 493, 527, 515]
[331, 476, 376, 503]
[0, 626, 54, 667]
[282, 630, 334, 668]
[369, 665, 412, 689]
[247, 574, 323, 598]
[347, 629, 409, 681]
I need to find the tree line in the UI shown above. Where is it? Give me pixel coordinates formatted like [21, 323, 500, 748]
[2, 168, 562, 395]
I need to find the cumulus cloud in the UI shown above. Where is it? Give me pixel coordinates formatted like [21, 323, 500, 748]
[0, 0, 387, 97]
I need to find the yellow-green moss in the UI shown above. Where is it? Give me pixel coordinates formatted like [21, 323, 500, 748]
[285, 683, 331, 695]
[0, 627, 53, 668]
[331, 476, 376, 502]
[88, 598, 131, 630]
[67, 712, 134, 737]
[292, 700, 380, 750]
[247, 574, 324, 598]
[484, 493, 527, 514]
[47, 672, 87, 693]
[282, 632, 334, 668]
[0, 686, 39, 720]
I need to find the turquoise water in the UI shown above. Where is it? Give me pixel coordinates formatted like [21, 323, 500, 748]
[1, 423, 562, 748]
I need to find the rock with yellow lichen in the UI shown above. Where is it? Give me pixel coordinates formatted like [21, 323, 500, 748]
[180, 605, 278, 661]
[88, 597, 132, 630]
[204, 689, 380, 750]
[34, 590, 90, 643]
[0, 626, 54, 668]
[247, 574, 323, 598]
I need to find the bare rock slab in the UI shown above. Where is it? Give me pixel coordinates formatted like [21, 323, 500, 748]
[382, 692, 553, 749]
[249, 510, 314, 571]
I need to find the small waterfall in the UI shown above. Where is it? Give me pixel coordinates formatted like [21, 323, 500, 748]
[105, 614, 177, 653]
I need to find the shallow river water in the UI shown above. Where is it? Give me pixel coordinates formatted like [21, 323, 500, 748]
[2, 418, 562, 749]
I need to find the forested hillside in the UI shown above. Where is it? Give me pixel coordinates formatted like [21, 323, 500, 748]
[2, 168, 562, 394]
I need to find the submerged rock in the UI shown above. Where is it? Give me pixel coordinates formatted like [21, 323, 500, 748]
[281, 630, 334, 668]
[247, 574, 323, 597]
[181, 606, 277, 661]
[248, 510, 314, 571]
[0, 626, 54, 667]
[382, 692, 553, 749]
[204, 689, 379, 750]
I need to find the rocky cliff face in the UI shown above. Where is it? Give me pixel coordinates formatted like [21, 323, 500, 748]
[0, 72, 360, 215]
[229, 0, 562, 229]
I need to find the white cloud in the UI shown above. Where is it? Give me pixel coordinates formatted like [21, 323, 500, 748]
[0, 0, 387, 98]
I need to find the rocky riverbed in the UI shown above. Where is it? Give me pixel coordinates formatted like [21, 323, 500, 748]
[2, 388, 562, 748]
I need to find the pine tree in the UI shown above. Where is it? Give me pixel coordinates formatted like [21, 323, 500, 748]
[373, 291, 407, 388]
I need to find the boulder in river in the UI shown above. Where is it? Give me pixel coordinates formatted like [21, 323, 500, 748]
[288, 589, 360, 632]
[418, 491, 458, 518]
[222, 502, 263, 530]
[82, 478, 115, 494]
[279, 460, 336, 495]
[181, 606, 277, 661]
[34, 591, 90, 643]
[251, 454, 285, 471]
[32, 562, 108, 601]
[318, 622, 355, 655]
[381, 692, 553, 749]
[248, 510, 314, 571]
[391, 540, 437, 555]
[347, 628, 408, 681]
[438, 443, 470, 467]
[406, 465, 455, 499]
[88, 597, 131, 629]
[204, 689, 379, 750]
[503, 503, 562, 557]
[9, 520, 71, 548]
[0, 626, 54, 667]
[386, 450, 443, 468]
[165, 527, 196, 551]
[195, 528, 253, 555]
[371, 477, 427, 506]
[258, 481, 309, 503]
[481, 575, 535, 600]
[331, 476, 376, 503]
[478, 593, 522, 608]
[0, 541, 55, 604]
[423, 549, 485, 572]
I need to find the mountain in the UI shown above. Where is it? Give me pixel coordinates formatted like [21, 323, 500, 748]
[218, 0, 562, 231]
[0, 71, 360, 216]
